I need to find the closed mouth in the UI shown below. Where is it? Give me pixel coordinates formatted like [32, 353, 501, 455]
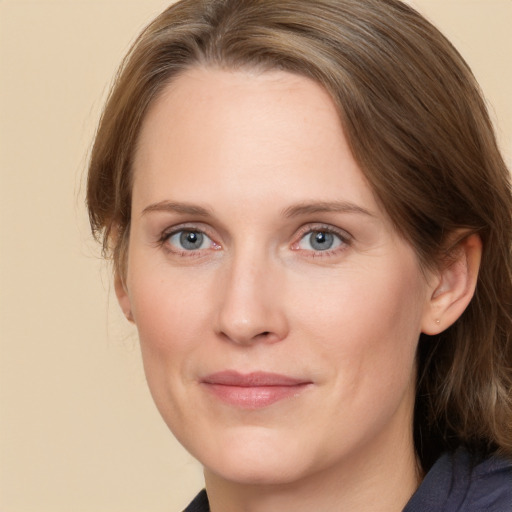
[201, 370, 312, 409]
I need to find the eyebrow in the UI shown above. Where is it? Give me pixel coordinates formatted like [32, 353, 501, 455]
[141, 199, 374, 219]
[282, 201, 374, 218]
[141, 200, 212, 217]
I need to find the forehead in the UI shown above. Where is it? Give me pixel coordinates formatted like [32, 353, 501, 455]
[134, 66, 345, 168]
[131, 66, 379, 217]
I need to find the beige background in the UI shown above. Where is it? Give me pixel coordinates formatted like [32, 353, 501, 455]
[0, 1, 510, 511]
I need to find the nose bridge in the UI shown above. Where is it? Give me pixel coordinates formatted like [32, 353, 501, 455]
[215, 242, 287, 345]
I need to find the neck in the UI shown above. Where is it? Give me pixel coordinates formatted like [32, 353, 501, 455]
[204, 422, 421, 512]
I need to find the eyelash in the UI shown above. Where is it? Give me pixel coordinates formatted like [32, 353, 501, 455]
[291, 224, 352, 258]
[158, 223, 352, 258]
[158, 224, 220, 257]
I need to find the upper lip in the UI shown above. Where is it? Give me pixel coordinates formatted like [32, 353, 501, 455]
[202, 370, 310, 387]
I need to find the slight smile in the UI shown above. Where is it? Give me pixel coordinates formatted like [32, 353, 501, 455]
[201, 371, 313, 409]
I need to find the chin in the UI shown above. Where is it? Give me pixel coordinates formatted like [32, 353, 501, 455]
[188, 425, 314, 486]
[207, 453, 308, 486]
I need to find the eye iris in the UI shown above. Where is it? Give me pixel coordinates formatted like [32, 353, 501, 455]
[310, 231, 334, 250]
[180, 231, 203, 250]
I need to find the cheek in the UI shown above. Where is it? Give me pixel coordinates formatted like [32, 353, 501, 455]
[125, 267, 213, 427]
[296, 259, 424, 338]
[353, 274, 424, 411]
[293, 259, 426, 392]
[127, 261, 211, 371]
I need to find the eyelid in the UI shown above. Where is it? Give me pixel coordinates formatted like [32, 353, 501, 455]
[156, 221, 351, 257]
[159, 221, 213, 239]
[294, 223, 352, 241]
[291, 223, 352, 253]
[158, 223, 221, 254]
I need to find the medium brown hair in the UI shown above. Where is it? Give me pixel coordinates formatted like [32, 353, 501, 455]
[87, 0, 512, 470]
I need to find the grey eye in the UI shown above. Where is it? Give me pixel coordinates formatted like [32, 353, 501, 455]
[168, 230, 210, 250]
[298, 230, 343, 252]
[310, 232, 334, 250]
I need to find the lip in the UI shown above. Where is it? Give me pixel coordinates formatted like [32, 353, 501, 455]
[201, 371, 312, 409]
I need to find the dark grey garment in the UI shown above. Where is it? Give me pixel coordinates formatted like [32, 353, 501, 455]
[403, 448, 512, 511]
[183, 489, 209, 512]
[184, 448, 512, 511]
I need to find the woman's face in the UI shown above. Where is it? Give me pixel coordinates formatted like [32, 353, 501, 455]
[120, 67, 436, 486]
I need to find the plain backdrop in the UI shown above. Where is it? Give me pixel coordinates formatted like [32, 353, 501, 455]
[0, 0, 510, 510]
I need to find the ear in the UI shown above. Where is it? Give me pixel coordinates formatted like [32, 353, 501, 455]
[421, 233, 482, 335]
[114, 272, 135, 323]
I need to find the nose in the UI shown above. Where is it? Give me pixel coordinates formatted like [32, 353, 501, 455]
[214, 250, 289, 345]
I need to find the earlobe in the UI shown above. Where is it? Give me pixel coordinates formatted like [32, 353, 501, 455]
[421, 233, 482, 335]
[114, 273, 134, 323]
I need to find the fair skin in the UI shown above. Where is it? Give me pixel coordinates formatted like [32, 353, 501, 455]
[116, 67, 481, 512]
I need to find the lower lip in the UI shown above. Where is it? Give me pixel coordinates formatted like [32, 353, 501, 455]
[203, 383, 310, 409]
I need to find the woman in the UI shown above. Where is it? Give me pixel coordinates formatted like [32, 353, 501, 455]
[87, 0, 512, 510]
